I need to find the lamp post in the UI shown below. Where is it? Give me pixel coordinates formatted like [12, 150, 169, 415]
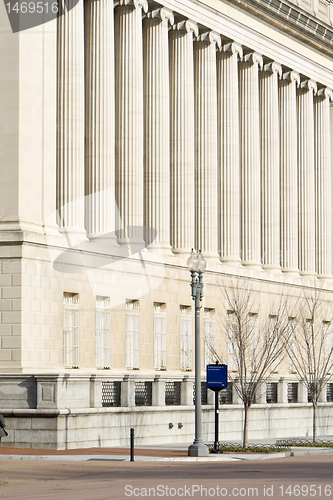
[187, 249, 209, 457]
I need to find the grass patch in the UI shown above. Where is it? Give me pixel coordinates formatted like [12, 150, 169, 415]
[276, 439, 333, 448]
[209, 444, 291, 453]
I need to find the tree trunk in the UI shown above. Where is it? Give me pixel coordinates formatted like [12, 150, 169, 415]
[243, 404, 250, 447]
[313, 403, 317, 443]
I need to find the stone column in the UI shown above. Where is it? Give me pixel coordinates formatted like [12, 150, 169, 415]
[193, 32, 220, 258]
[217, 43, 243, 266]
[114, 0, 148, 245]
[143, 8, 174, 250]
[85, 0, 116, 242]
[181, 375, 194, 405]
[297, 80, 317, 276]
[238, 52, 263, 268]
[152, 375, 166, 406]
[277, 378, 288, 403]
[279, 71, 300, 274]
[259, 62, 282, 271]
[169, 20, 198, 255]
[121, 375, 136, 407]
[314, 89, 333, 278]
[57, 0, 85, 243]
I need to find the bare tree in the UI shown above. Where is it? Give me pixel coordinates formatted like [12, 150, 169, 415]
[212, 282, 292, 447]
[287, 288, 333, 442]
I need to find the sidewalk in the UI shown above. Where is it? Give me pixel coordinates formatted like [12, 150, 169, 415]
[0, 435, 333, 462]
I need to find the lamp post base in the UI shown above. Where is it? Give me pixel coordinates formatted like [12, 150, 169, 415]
[188, 442, 209, 457]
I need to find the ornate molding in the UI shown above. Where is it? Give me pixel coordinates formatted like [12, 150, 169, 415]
[170, 19, 199, 36]
[282, 70, 301, 86]
[223, 0, 333, 56]
[195, 31, 222, 48]
[317, 87, 333, 100]
[114, 0, 148, 12]
[222, 42, 243, 60]
[263, 62, 283, 77]
[145, 7, 174, 25]
[243, 51, 264, 68]
[300, 78, 318, 94]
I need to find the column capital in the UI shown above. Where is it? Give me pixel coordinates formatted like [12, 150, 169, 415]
[170, 19, 199, 37]
[300, 79, 317, 94]
[114, 0, 148, 13]
[263, 61, 282, 77]
[145, 7, 174, 25]
[317, 87, 333, 101]
[281, 70, 300, 86]
[222, 42, 243, 59]
[195, 31, 221, 48]
[243, 52, 263, 69]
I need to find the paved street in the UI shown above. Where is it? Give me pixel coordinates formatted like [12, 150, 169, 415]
[0, 455, 332, 500]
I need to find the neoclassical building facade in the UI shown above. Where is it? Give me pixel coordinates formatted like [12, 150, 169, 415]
[0, 0, 333, 448]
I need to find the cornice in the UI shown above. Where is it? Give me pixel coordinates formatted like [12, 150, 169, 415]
[225, 0, 333, 57]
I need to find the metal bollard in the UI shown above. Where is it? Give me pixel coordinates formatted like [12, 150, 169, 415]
[130, 428, 134, 462]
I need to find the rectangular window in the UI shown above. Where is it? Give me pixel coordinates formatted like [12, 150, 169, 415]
[180, 305, 192, 371]
[63, 293, 79, 368]
[153, 303, 167, 370]
[204, 308, 215, 366]
[126, 300, 140, 369]
[96, 296, 111, 369]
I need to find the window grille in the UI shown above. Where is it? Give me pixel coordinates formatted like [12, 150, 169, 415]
[288, 382, 298, 403]
[266, 382, 278, 403]
[96, 296, 111, 369]
[180, 306, 192, 371]
[204, 308, 216, 366]
[126, 300, 140, 369]
[193, 382, 207, 405]
[165, 381, 181, 405]
[154, 303, 167, 370]
[102, 381, 121, 407]
[63, 293, 79, 368]
[219, 384, 232, 404]
[135, 381, 152, 406]
[327, 383, 333, 402]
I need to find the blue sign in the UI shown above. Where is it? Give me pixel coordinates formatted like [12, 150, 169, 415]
[206, 364, 227, 391]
